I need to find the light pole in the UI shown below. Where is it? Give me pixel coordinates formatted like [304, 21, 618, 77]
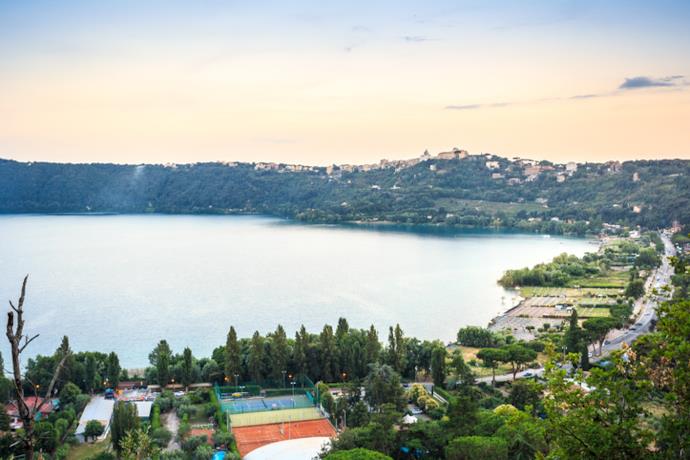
[282, 370, 287, 389]
[234, 373, 239, 390]
[291, 381, 296, 407]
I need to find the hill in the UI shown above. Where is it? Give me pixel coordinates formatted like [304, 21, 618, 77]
[1, 153, 688, 235]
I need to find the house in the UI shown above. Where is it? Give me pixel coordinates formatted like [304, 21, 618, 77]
[565, 162, 578, 173]
[75, 397, 115, 443]
[485, 161, 500, 169]
[6, 397, 58, 429]
[117, 381, 145, 391]
[524, 166, 541, 176]
[556, 174, 566, 183]
[491, 173, 504, 179]
[133, 401, 153, 421]
[437, 151, 459, 160]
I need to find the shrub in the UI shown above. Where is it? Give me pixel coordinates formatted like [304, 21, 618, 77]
[193, 444, 214, 460]
[182, 435, 208, 453]
[213, 430, 235, 448]
[151, 427, 173, 448]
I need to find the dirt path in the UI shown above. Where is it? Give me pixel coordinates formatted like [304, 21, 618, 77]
[163, 412, 180, 452]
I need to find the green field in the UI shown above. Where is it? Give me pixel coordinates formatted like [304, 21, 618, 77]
[575, 307, 611, 318]
[519, 286, 623, 298]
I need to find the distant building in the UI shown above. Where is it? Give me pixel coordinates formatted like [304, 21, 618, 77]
[565, 162, 578, 173]
[437, 151, 459, 160]
[524, 166, 541, 176]
[491, 172, 504, 179]
[556, 174, 566, 183]
[486, 161, 500, 169]
[632, 172, 640, 182]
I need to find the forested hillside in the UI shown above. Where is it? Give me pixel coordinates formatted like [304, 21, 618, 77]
[1, 155, 688, 234]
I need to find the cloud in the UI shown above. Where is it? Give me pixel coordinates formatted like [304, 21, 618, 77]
[402, 35, 433, 43]
[446, 76, 686, 111]
[619, 75, 686, 90]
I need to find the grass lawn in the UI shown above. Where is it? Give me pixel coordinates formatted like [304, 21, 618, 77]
[575, 307, 611, 318]
[568, 270, 629, 288]
[519, 286, 623, 298]
[66, 436, 111, 460]
[188, 404, 211, 424]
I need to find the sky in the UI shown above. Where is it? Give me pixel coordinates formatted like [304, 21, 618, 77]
[1, 0, 689, 165]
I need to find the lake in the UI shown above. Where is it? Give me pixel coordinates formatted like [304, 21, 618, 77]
[0, 215, 594, 368]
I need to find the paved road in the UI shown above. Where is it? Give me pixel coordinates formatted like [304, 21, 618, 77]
[477, 231, 676, 383]
[600, 232, 675, 355]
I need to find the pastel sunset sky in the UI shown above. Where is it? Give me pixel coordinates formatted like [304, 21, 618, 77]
[1, 0, 689, 165]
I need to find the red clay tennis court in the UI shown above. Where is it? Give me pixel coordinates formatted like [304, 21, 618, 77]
[233, 418, 336, 457]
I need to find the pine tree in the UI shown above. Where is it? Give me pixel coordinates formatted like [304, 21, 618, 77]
[292, 326, 306, 377]
[319, 325, 338, 381]
[224, 326, 241, 382]
[365, 325, 380, 365]
[181, 347, 194, 388]
[248, 331, 265, 383]
[270, 325, 289, 383]
[149, 340, 172, 386]
[106, 352, 121, 387]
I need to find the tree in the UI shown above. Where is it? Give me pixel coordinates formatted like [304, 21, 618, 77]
[476, 348, 507, 386]
[387, 324, 406, 374]
[106, 352, 121, 387]
[85, 353, 97, 393]
[0, 404, 9, 431]
[446, 436, 508, 460]
[637, 298, 690, 457]
[293, 325, 308, 376]
[149, 340, 173, 386]
[365, 325, 381, 365]
[544, 351, 653, 459]
[5, 276, 70, 460]
[508, 380, 542, 413]
[583, 317, 618, 356]
[270, 325, 289, 382]
[120, 427, 159, 460]
[224, 326, 241, 382]
[363, 363, 404, 409]
[325, 448, 393, 460]
[501, 344, 537, 381]
[564, 309, 581, 355]
[456, 327, 499, 348]
[111, 402, 140, 454]
[84, 420, 105, 442]
[320, 325, 338, 382]
[181, 347, 194, 389]
[430, 345, 447, 387]
[59, 382, 82, 406]
[248, 331, 264, 382]
[624, 279, 645, 299]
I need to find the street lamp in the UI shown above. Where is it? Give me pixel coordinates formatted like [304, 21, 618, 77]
[234, 373, 239, 389]
[341, 372, 347, 382]
[282, 370, 287, 389]
[290, 381, 296, 407]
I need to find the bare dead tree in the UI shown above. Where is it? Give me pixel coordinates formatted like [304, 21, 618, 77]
[6, 275, 69, 460]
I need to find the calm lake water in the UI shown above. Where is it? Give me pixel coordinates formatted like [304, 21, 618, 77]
[0, 215, 594, 367]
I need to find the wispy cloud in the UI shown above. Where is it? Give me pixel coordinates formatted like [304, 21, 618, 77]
[402, 35, 434, 43]
[446, 76, 686, 110]
[619, 75, 686, 90]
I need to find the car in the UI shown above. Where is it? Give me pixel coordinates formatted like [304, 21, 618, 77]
[604, 340, 610, 345]
[523, 371, 534, 378]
